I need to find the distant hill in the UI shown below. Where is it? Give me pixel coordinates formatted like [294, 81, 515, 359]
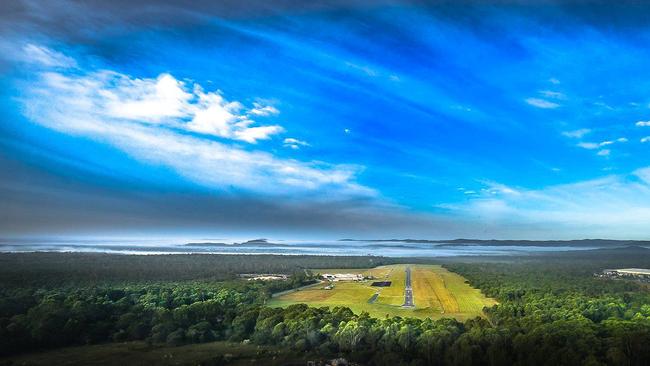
[184, 239, 289, 247]
[533, 245, 650, 263]
[578, 245, 650, 254]
[183, 242, 231, 247]
[339, 238, 650, 247]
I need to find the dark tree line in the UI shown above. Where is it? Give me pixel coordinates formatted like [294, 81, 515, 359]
[0, 253, 393, 286]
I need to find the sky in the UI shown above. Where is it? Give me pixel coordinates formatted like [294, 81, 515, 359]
[2, 0, 650, 240]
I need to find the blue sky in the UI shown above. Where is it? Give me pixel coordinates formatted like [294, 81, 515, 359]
[2, 1, 650, 239]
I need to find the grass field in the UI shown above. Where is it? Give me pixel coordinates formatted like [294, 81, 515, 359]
[268, 264, 496, 320]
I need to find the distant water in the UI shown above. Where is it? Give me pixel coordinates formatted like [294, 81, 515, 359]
[0, 238, 606, 257]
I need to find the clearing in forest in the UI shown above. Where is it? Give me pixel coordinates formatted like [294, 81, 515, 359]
[267, 264, 496, 320]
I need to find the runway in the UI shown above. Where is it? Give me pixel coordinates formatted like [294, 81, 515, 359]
[402, 266, 414, 307]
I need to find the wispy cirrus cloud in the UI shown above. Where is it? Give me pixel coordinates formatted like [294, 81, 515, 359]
[525, 97, 560, 109]
[539, 90, 566, 99]
[248, 102, 279, 117]
[17, 44, 373, 196]
[576, 137, 626, 156]
[21, 43, 77, 68]
[600, 137, 628, 146]
[562, 128, 591, 138]
[283, 137, 310, 150]
[441, 169, 650, 238]
[345, 61, 377, 77]
[577, 142, 600, 149]
[526, 88, 565, 109]
[636, 121, 650, 127]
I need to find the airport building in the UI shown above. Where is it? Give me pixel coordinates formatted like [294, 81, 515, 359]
[321, 273, 364, 281]
[601, 268, 650, 280]
[239, 274, 288, 281]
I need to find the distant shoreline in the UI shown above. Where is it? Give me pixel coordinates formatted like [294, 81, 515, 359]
[338, 238, 650, 247]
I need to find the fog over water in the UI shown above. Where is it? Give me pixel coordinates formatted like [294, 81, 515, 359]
[0, 238, 611, 257]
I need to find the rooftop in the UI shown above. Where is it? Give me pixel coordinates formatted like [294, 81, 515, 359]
[612, 268, 650, 275]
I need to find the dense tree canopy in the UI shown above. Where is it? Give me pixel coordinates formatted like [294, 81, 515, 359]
[1, 250, 650, 365]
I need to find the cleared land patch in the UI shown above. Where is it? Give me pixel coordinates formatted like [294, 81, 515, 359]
[268, 264, 496, 320]
[413, 267, 458, 313]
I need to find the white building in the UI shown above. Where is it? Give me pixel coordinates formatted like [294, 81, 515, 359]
[602, 268, 650, 279]
[239, 274, 288, 281]
[321, 273, 364, 281]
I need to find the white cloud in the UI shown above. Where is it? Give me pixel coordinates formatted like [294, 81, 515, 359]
[539, 90, 565, 99]
[87, 72, 283, 143]
[104, 73, 193, 123]
[636, 121, 650, 127]
[549, 78, 560, 84]
[283, 138, 310, 149]
[597, 149, 610, 156]
[641, 136, 650, 143]
[577, 138, 627, 152]
[234, 125, 285, 144]
[248, 102, 279, 117]
[577, 142, 600, 150]
[22, 43, 77, 68]
[562, 128, 591, 138]
[442, 170, 650, 237]
[481, 182, 521, 196]
[35, 66, 284, 143]
[636, 167, 650, 184]
[525, 98, 560, 109]
[18, 45, 373, 196]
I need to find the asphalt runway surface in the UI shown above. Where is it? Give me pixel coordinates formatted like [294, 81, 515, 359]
[402, 266, 414, 307]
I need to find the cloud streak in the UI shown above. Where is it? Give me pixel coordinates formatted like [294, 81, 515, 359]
[442, 169, 650, 238]
[22, 43, 77, 68]
[525, 98, 560, 109]
[576, 137, 627, 156]
[562, 128, 591, 138]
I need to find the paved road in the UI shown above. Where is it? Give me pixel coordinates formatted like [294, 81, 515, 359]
[402, 266, 415, 308]
[368, 293, 379, 304]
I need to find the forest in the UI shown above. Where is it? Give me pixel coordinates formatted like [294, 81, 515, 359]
[1, 248, 650, 365]
[0, 253, 394, 285]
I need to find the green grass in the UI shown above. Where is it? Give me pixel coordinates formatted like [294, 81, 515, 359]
[269, 264, 496, 320]
[0, 341, 307, 366]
